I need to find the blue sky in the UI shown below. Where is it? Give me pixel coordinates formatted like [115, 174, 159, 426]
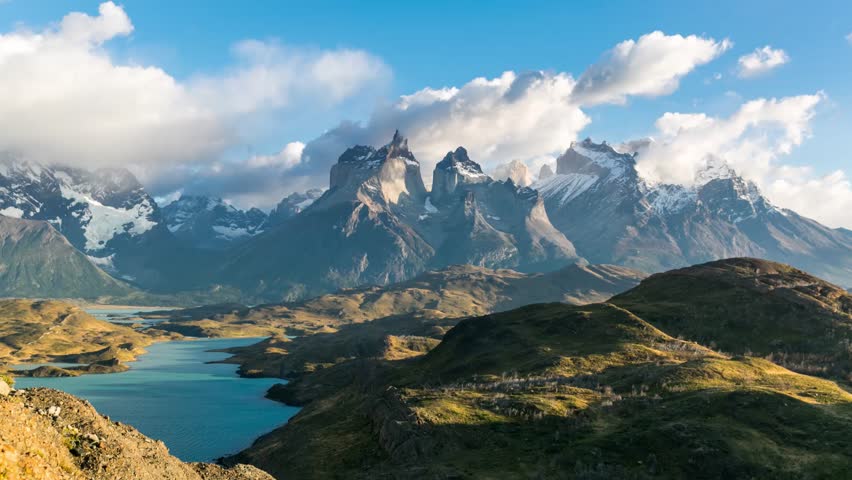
[0, 1, 851, 225]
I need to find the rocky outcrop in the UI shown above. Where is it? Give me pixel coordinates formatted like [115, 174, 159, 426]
[325, 130, 426, 207]
[0, 388, 272, 480]
[491, 159, 533, 187]
[430, 147, 489, 202]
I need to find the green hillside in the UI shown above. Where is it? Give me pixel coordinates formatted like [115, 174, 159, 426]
[229, 259, 852, 480]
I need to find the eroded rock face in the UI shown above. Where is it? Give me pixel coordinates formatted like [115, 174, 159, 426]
[327, 131, 426, 207]
[431, 147, 490, 202]
[491, 159, 533, 187]
[0, 388, 273, 480]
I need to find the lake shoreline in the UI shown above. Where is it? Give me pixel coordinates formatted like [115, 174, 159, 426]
[13, 337, 300, 462]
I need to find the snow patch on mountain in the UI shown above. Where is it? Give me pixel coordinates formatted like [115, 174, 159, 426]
[212, 225, 252, 240]
[694, 156, 737, 186]
[571, 142, 632, 179]
[424, 197, 438, 213]
[60, 184, 157, 251]
[533, 173, 599, 206]
[0, 206, 24, 218]
[647, 184, 696, 215]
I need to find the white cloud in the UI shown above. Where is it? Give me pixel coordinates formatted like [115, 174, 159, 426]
[190, 41, 390, 115]
[59, 1, 132, 44]
[737, 46, 789, 77]
[633, 93, 852, 228]
[846, 33, 852, 44]
[572, 31, 731, 105]
[0, 2, 389, 178]
[763, 168, 852, 229]
[0, 9, 732, 210]
[637, 94, 823, 185]
[289, 32, 732, 192]
[246, 141, 305, 169]
[295, 71, 592, 189]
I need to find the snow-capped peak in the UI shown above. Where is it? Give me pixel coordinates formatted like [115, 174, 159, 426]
[694, 155, 737, 186]
[552, 139, 636, 185]
[436, 147, 489, 180]
[0, 155, 160, 253]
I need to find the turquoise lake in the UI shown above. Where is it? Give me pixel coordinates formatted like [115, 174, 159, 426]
[14, 337, 298, 462]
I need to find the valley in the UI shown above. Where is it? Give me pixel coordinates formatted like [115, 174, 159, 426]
[2, 3, 851, 479]
[227, 258, 852, 479]
[2, 131, 852, 480]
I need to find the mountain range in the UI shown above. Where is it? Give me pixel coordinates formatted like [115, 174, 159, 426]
[1, 133, 851, 301]
[535, 139, 852, 286]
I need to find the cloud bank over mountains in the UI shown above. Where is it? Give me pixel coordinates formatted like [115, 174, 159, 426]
[0, 1, 387, 178]
[0, 2, 849, 228]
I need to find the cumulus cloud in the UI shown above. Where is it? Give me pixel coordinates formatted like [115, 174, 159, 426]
[737, 46, 789, 77]
[0, 9, 731, 210]
[246, 142, 306, 169]
[272, 31, 731, 196]
[0, 2, 389, 178]
[275, 71, 591, 191]
[763, 167, 852, 229]
[571, 31, 731, 105]
[190, 41, 390, 115]
[637, 93, 823, 185]
[633, 93, 852, 228]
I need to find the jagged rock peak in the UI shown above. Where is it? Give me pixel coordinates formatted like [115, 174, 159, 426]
[538, 163, 554, 180]
[694, 155, 737, 186]
[491, 159, 533, 187]
[328, 131, 426, 204]
[381, 130, 417, 163]
[557, 138, 635, 178]
[335, 131, 416, 167]
[436, 147, 487, 176]
[431, 146, 490, 201]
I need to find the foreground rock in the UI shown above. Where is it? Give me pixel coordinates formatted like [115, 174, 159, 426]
[0, 387, 272, 480]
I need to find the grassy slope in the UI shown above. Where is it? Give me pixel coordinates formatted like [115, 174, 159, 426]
[154, 263, 645, 338]
[611, 258, 852, 381]
[205, 264, 644, 377]
[231, 260, 852, 480]
[0, 299, 177, 368]
[0, 216, 134, 299]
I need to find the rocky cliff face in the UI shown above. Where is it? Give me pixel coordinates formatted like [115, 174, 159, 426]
[490, 159, 533, 187]
[325, 130, 427, 208]
[430, 147, 490, 202]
